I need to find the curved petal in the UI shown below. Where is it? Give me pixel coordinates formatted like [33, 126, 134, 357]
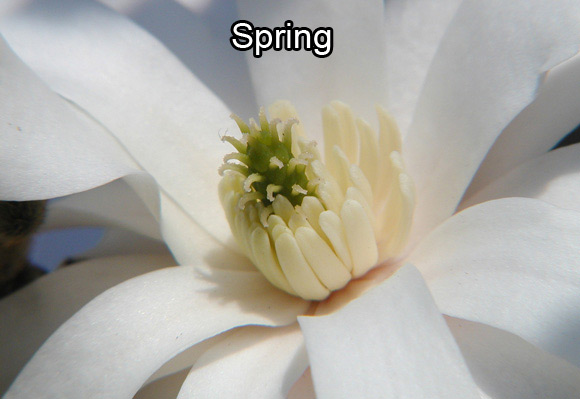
[447, 317, 580, 399]
[178, 324, 306, 398]
[0, 0, 238, 250]
[467, 52, 580, 198]
[299, 265, 480, 399]
[408, 198, 580, 367]
[460, 143, 580, 212]
[144, 328, 237, 386]
[236, 0, 387, 139]
[404, 0, 580, 243]
[44, 178, 162, 240]
[5, 265, 308, 398]
[159, 192, 250, 269]
[384, 0, 463, 135]
[0, 35, 139, 200]
[107, 0, 258, 118]
[0, 253, 174, 394]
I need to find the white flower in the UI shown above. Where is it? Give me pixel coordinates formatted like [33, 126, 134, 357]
[2, 0, 580, 398]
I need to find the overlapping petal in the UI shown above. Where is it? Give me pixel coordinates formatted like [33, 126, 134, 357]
[447, 317, 580, 399]
[5, 266, 308, 398]
[0, 0, 237, 254]
[135, 369, 190, 399]
[0, 36, 139, 200]
[179, 325, 306, 398]
[2, 1, 579, 398]
[0, 254, 174, 394]
[299, 265, 480, 399]
[107, 0, 258, 119]
[43, 178, 161, 240]
[409, 198, 580, 367]
[383, 0, 463, 134]
[404, 0, 580, 243]
[460, 143, 580, 212]
[467, 53, 580, 197]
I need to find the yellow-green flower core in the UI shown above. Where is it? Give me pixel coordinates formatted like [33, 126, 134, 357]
[219, 101, 414, 300]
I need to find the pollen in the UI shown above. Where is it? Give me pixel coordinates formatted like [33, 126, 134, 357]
[218, 101, 414, 300]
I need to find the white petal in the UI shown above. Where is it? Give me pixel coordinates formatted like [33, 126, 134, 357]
[127, 0, 258, 119]
[44, 178, 162, 241]
[143, 328, 238, 387]
[299, 264, 480, 399]
[159, 192, 251, 269]
[236, 0, 387, 139]
[467, 52, 580, 197]
[384, 0, 463, 134]
[404, 1, 580, 243]
[409, 198, 580, 367]
[0, 1, 237, 249]
[0, 35, 139, 200]
[461, 143, 580, 212]
[178, 324, 306, 398]
[0, 254, 174, 394]
[447, 317, 580, 399]
[5, 266, 308, 398]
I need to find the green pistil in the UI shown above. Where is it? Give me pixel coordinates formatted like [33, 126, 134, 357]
[222, 109, 315, 207]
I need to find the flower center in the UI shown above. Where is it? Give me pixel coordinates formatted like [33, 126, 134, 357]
[219, 101, 414, 300]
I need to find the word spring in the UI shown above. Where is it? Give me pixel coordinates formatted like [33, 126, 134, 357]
[230, 20, 333, 58]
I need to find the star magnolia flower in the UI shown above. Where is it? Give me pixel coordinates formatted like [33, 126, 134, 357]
[2, 0, 580, 398]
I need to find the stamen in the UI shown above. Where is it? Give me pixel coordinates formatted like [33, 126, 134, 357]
[292, 184, 308, 196]
[266, 184, 284, 202]
[218, 163, 249, 176]
[238, 192, 264, 209]
[223, 152, 251, 165]
[287, 157, 307, 174]
[221, 135, 247, 154]
[243, 173, 265, 192]
[218, 101, 414, 300]
[230, 113, 250, 134]
[269, 156, 284, 169]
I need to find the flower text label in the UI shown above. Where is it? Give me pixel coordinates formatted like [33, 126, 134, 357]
[230, 20, 333, 58]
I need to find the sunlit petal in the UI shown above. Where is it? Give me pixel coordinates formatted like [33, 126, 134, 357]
[410, 198, 580, 367]
[405, 0, 580, 243]
[0, 254, 174, 394]
[5, 266, 308, 398]
[178, 324, 306, 398]
[0, 36, 139, 201]
[1, 0, 238, 250]
[384, 0, 463, 134]
[299, 265, 480, 398]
